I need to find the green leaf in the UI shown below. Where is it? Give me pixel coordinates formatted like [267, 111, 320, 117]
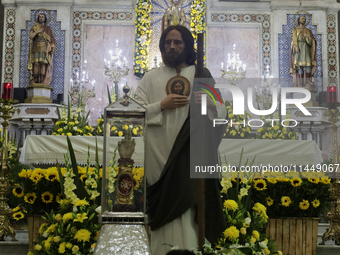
[56, 160, 65, 195]
[107, 84, 112, 105]
[89, 212, 96, 221]
[67, 96, 71, 120]
[66, 136, 89, 200]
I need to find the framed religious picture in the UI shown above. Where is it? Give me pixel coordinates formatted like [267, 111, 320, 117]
[166, 75, 190, 96]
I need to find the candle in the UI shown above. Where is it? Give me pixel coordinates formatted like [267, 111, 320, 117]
[2, 82, 13, 99]
[221, 62, 224, 70]
[327, 86, 338, 102]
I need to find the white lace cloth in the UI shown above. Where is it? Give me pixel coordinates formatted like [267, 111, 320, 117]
[20, 136, 322, 166]
[20, 135, 144, 165]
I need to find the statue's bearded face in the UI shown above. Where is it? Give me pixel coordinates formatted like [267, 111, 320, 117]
[38, 14, 46, 24]
[172, 0, 179, 5]
[298, 16, 306, 25]
[162, 29, 187, 68]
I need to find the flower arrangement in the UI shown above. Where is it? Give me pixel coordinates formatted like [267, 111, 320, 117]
[212, 172, 281, 255]
[133, 0, 152, 78]
[255, 116, 298, 140]
[223, 101, 253, 139]
[52, 99, 93, 136]
[95, 117, 143, 137]
[190, 0, 206, 64]
[251, 171, 332, 218]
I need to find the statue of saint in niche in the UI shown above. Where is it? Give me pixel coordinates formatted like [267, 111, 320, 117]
[27, 12, 56, 85]
[162, 0, 186, 32]
[289, 12, 317, 88]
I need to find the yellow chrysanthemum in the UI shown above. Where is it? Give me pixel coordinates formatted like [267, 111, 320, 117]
[223, 200, 238, 211]
[41, 191, 53, 203]
[281, 196, 291, 207]
[118, 131, 123, 137]
[34, 244, 42, 251]
[312, 198, 320, 208]
[62, 212, 74, 223]
[58, 242, 66, 254]
[223, 226, 239, 242]
[24, 192, 37, 204]
[299, 199, 310, 210]
[74, 229, 91, 242]
[254, 179, 267, 191]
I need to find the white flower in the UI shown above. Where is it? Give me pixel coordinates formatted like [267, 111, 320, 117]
[259, 242, 268, 249]
[42, 232, 48, 238]
[73, 127, 77, 131]
[239, 188, 248, 197]
[73, 206, 78, 212]
[244, 217, 251, 224]
[95, 206, 102, 214]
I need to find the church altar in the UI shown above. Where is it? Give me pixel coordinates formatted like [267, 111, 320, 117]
[20, 135, 322, 166]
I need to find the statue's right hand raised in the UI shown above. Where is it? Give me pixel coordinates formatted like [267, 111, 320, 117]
[161, 94, 189, 111]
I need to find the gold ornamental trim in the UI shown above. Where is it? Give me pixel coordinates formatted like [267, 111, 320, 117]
[26, 83, 52, 90]
[24, 96, 52, 104]
[25, 108, 51, 115]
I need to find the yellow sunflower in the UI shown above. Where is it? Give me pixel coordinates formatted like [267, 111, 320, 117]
[80, 174, 87, 182]
[299, 199, 310, 210]
[266, 178, 277, 184]
[281, 196, 291, 207]
[311, 198, 320, 208]
[29, 173, 43, 184]
[12, 186, 24, 197]
[12, 212, 24, 221]
[56, 193, 62, 203]
[45, 168, 59, 181]
[320, 178, 331, 184]
[41, 191, 53, 203]
[24, 192, 37, 204]
[266, 197, 274, 206]
[308, 178, 319, 184]
[254, 179, 267, 191]
[290, 178, 302, 187]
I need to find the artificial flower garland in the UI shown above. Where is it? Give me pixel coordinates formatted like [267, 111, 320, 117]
[133, 0, 152, 78]
[190, 0, 206, 65]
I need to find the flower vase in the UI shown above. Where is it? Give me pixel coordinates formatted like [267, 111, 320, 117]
[27, 214, 46, 250]
[266, 217, 319, 255]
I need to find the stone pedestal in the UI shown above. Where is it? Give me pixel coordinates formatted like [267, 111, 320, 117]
[292, 86, 319, 107]
[24, 83, 52, 103]
[10, 103, 60, 146]
[289, 106, 331, 150]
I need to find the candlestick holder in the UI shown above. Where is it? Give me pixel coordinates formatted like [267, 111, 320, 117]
[0, 98, 18, 241]
[319, 102, 340, 245]
[104, 40, 129, 99]
[221, 44, 246, 86]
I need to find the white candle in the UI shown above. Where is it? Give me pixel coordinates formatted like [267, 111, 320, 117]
[116, 40, 119, 48]
[233, 44, 236, 49]
[243, 64, 246, 71]
[221, 62, 224, 69]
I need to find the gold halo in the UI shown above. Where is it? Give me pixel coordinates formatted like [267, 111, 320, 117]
[34, 8, 51, 24]
[294, 10, 312, 27]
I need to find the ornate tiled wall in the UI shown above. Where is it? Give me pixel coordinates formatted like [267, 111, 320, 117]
[278, 14, 322, 91]
[327, 14, 337, 84]
[19, 10, 65, 100]
[149, 0, 191, 69]
[3, 9, 16, 83]
[210, 13, 271, 76]
[71, 11, 133, 77]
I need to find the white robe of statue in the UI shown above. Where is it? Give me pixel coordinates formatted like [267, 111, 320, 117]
[135, 65, 226, 255]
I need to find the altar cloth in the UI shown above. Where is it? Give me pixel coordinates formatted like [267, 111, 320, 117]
[20, 136, 322, 166]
